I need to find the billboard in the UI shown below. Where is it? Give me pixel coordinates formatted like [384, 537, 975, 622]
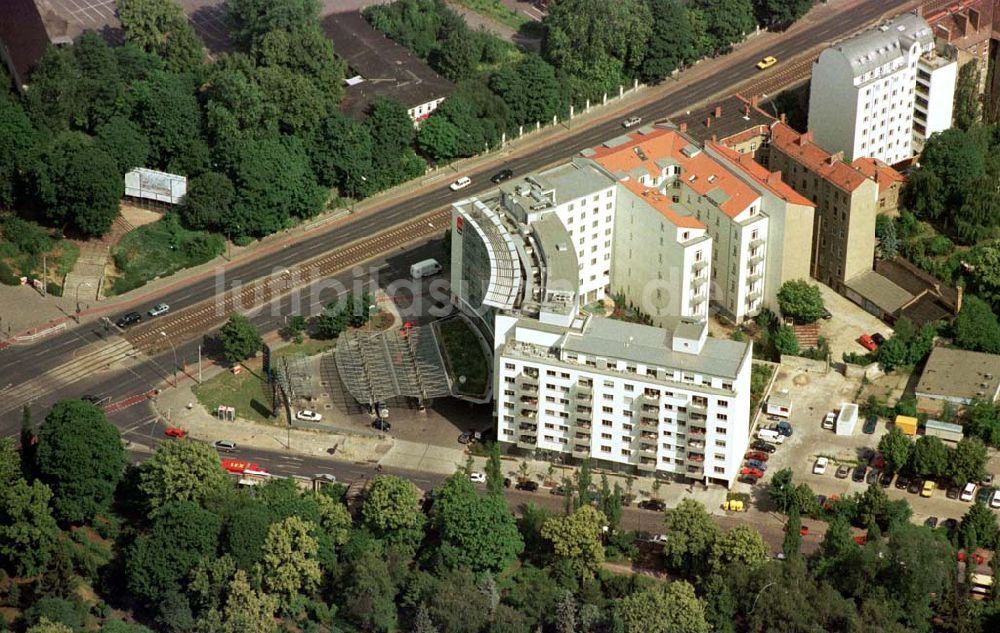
[124, 168, 187, 205]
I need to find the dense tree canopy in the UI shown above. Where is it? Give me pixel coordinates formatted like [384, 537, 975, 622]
[138, 438, 231, 512]
[777, 280, 826, 323]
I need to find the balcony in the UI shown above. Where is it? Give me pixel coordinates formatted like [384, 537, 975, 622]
[520, 383, 539, 394]
[746, 289, 762, 302]
[692, 260, 709, 272]
[640, 443, 657, 455]
[747, 269, 762, 283]
[691, 276, 708, 289]
[689, 399, 708, 413]
[748, 254, 764, 267]
[575, 406, 592, 417]
[520, 397, 538, 410]
[518, 424, 537, 436]
[575, 381, 593, 393]
[573, 444, 590, 455]
[686, 463, 704, 474]
[574, 419, 592, 431]
[574, 433, 591, 446]
[516, 373, 538, 387]
[687, 440, 705, 451]
[640, 431, 658, 441]
[640, 416, 659, 429]
[575, 391, 592, 402]
[641, 404, 659, 414]
[517, 435, 537, 449]
[637, 458, 657, 471]
[749, 237, 765, 249]
[687, 452, 705, 462]
[689, 426, 706, 436]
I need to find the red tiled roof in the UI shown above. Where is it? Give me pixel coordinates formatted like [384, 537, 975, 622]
[709, 142, 816, 208]
[619, 179, 704, 229]
[588, 127, 760, 219]
[770, 122, 869, 193]
[851, 156, 906, 194]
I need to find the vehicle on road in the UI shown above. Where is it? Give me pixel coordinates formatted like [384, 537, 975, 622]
[746, 459, 768, 471]
[858, 334, 878, 352]
[213, 440, 237, 452]
[822, 411, 836, 430]
[751, 440, 777, 453]
[296, 410, 323, 422]
[756, 55, 778, 70]
[449, 176, 472, 191]
[373, 419, 391, 431]
[469, 472, 486, 483]
[638, 499, 666, 511]
[314, 473, 337, 482]
[852, 465, 867, 482]
[924, 516, 939, 528]
[961, 482, 977, 502]
[621, 116, 642, 128]
[515, 480, 539, 492]
[651, 534, 669, 544]
[813, 457, 828, 475]
[410, 258, 442, 279]
[164, 426, 187, 438]
[738, 474, 759, 485]
[221, 459, 265, 474]
[921, 480, 936, 497]
[148, 303, 170, 317]
[490, 168, 514, 184]
[835, 464, 850, 479]
[115, 312, 142, 328]
[863, 415, 878, 434]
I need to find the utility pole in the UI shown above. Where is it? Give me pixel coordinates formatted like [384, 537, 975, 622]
[42, 254, 47, 297]
[198, 344, 202, 384]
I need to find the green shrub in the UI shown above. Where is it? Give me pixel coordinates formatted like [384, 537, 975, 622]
[0, 260, 19, 285]
[46, 282, 63, 296]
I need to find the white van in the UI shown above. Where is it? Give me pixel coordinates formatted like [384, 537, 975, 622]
[410, 258, 442, 279]
[756, 428, 785, 444]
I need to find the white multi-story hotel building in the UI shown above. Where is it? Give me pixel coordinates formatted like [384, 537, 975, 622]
[808, 12, 957, 164]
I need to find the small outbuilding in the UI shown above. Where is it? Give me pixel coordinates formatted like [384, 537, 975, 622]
[895, 415, 918, 436]
[924, 418, 964, 444]
[836, 402, 858, 436]
[765, 394, 792, 418]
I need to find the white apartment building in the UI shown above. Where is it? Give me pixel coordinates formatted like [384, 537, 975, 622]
[808, 12, 956, 165]
[494, 314, 752, 486]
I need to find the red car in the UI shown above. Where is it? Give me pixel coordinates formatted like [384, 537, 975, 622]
[858, 334, 878, 352]
[164, 426, 188, 438]
[854, 535, 868, 546]
[799, 525, 810, 536]
[744, 451, 769, 462]
[740, 467, 764, 479]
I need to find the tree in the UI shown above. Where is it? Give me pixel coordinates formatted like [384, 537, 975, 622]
[221, 501, 274, 570]
[856, 482, 889, 529]
[129, 71, 205, 173]
[542, 0, 652, 81]
[782, 507, 801, 559]
[27, 132, 122, 236]
[661, 499, 720, 578]
[362, 474, 424, 542]
[261, 516, 321, 603]
[26, 618, 75, 633]
[179, 171, 236, 232]
[416, 115, 463, 163]
[342, 549, 398, 633]
[953, 60, 981, 131]
[875, 214, 899, 260]
[0, 97, 40, 209]
[0, 477, 59, 576]
[575, 457, 592, 510]
[488, 54, 565, 126]
[641, 0, 702, 82]
[431, 473, 524, 574]
[902, 126, 986, 230]
[910, 435, 949, 479]
[878, 427, 913, 475]
[485, 443, 504, 496]
[218, 313, 262, 363]
[554, 590, 576, 633]
[768, 468, 797, 513]
[138, 439, 230, 512]
[541, 505, 607, 578]
[95, 115, 151, 174]
[966, 399, 1000, 447]
[116, 0, 204, 73]
[774, 324, 800, 356]
[226, 0, 322, 49]
[127, 501, 222, 603]
[307, 111, 376, 195]
[959, 501, 999, 550]
[777, 280, 826, 323]
[200, 568, 278, 633]
[412, 604, 438, 633]
[953, 295, 1000, 354]
[616, 581, 709, 633]
[36, 399, 125, 522]
[709, 525, 768, 573]
[948, 437, 987, 488]
[694, 0, 756, 52]
[752, 0, 813, 27]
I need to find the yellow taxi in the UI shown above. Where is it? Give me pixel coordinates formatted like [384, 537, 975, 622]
[756, 56, 778, 70]
[921, 480, 936, 498]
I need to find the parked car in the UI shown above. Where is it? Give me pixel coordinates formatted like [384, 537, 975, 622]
[961, 482, 977, 502]
[946, 486, 960, 500]
[458, 432, 474, 444]
[879, 471, 894, 488]
[813, 457, 829, 475]
[863, 415, 878, 434]
[373, 419, 391, 431]
[550, 485, 568, 496]
[869, 452, 885, 470]
[858, 334, 878, 352]
[515, 480, 539, 492]
[651, 534, 669, 544]
[621, 116, 642, 128]
[745, 451, 769, 462]
[943, 518, 958, 531]
[751, 440, 777, 453]
[895, 475, 910, 490]
[921, 480, 936, 497]
[638, 499, 666, 511]
[866, 469, 880, 485]
[490, 168, 513, 184]
[835, 464, 850, 479]
[976, 486, 994, 504]
[738, 474, 759, 485]
[740, 467, 765, 479]
[296, 410, 323, 422]
[746, 459, 768, 471]
[148, 303, 170, 317]
[775, 420, 793, 436]
[908, 478, 923, 494]
[115, 311, 142, 328]
[449, 176, 472, 191]
[924, 517, 939, 528]
[990, 490, 1000, 509]
[212, 440, 237, 452]
[872, 333, 886, 346]
[852, 465, 867, 482]
[164, 426, 187, 438]
[469, 472, 486, 483]
[982, 473, 995, 487]
[822, 411, 836, 430]
[756, 55, 778, 70]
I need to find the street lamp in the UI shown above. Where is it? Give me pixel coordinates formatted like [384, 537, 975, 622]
[75, 281, 93, 322]
[161, 331, 178, 388]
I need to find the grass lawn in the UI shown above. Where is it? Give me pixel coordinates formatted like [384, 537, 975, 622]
[438, 318, 489, 397]
[109, 214, 224, 295]
[192, 359, 279, 426]
[272, 337, 335, 362]
[453, 0, 529, 30]
[0, 217, 80, 290]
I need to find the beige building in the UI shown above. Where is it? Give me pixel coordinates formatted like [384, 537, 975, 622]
[924, 0, 1000, 105]
[768, 122, 880, 294]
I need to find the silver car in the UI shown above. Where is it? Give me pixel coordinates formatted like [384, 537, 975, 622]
[148, 303, 170, 317]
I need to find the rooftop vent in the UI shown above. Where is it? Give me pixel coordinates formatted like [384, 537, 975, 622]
[634, 146, 648, 162]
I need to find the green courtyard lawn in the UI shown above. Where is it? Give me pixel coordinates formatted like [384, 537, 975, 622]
[438, 317, 489, 397]
[192, 357, 278, 425]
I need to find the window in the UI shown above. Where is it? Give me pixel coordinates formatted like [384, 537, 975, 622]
[623, 423, 633, 431]
[504, 363, 515, 370]
[602, 406, 613, 414]
[621, 449, 631, 456]
[624, 384, 634, 392]
[602, 420, 613, 427]
[601, 433, 612, 440]
[718, 414, 728, 421]
[601, 446, 612, 453]
[715, 440, 726, 447]
[714, 467, 725, 474]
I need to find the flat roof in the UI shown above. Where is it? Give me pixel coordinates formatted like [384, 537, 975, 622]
[532, 212, 579, 292]
[672, 94, 776, 146]
[916, 346, 1000, 403]
[322, 11, 454, 116]
[560, 316, 749, 379]
[846, 270, 914, 314]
